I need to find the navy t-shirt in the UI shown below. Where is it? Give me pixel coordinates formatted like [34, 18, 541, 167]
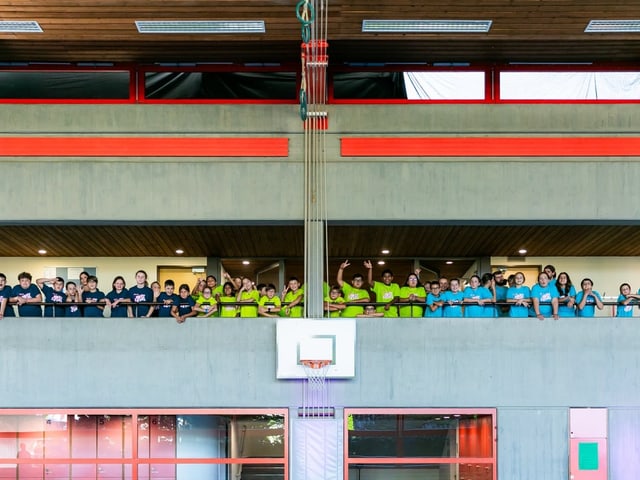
[0, 285, 15, 317]
[129, 286, 154, 317]
[156, 292, 180, 317]
[82, 290, 106, 317]
[42, 285, 66, 318]
[176, 296, 196, 317]
[106, 288, 130, 318]
[11, 284, 42, 317]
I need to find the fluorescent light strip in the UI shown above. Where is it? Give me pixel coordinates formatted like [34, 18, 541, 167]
[362, 19, 492, 33]
[585, 20, 640, 33]
[0, 21, 43, 33]
[135, 20, 265, 34]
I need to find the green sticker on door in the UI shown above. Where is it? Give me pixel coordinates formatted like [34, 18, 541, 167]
[578, 442, 598, 470]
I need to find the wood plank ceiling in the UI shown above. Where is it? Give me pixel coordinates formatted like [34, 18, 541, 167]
[2, 1, 640, 63]
[1, 224, 640, 279]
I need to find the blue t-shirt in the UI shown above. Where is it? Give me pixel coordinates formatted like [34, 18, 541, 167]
[42, 284, 66, 318]
[82, 290, 106, 317]
[175, 296, 196, 317]
[617, 294, 635, 317]
[0, 285, 15, 317]
[575, 290, 603, 317]
[463, 286, 492, 317]
[157, 292, 180, 317]
[106, 288, 130, 318]
[530, 284, 559, 317]
[556, 285, 576, 317]
[129, 286, 154, 317]
[11, 284, 42, 317]
[506, 285, 531, 318]
[441, 290, 464, 317]
[424, 293, 443, 317]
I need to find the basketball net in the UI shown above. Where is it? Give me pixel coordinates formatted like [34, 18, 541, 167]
[300, 360, 333, 418]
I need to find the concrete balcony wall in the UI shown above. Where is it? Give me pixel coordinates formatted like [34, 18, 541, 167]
[1, 316, 639, 478]
[1, 104, 639, 222]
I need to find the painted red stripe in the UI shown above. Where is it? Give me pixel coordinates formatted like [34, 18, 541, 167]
[341, 137, 640, 157]
[1, 137, 288, 157]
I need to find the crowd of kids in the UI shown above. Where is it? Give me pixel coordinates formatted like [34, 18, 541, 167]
[0, 263, 632, 321]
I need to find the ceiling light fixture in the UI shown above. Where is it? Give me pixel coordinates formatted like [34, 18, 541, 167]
[362, 19, 492, 33]
[518, 249, 527, 255]
[381, 249, 390, 254]
[135, 20, 265, 34]
[0, 21, 43, 33]
[585, 20, 640, 33]
[175, 249, 184, 255]
[242, 260, 250, 265]
[377, 260, 385, 265]
[37, 249, 47, 255]
[446, 261, 453, 265]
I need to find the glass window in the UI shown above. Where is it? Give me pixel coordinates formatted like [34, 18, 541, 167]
[143, 71, 297, 100]
[500, 71, 640, 100]
[0, 409, 286, 480]
[0, 71, 130, 99]
[346, 409, 495, 480]
[331, 70, 486, 100]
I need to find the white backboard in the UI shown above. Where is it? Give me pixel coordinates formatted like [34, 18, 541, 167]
[276, 319, 356, 379]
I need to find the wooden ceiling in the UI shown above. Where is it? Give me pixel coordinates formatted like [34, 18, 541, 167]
[2, 1, 640, 64]
[2, 224, 640, 279]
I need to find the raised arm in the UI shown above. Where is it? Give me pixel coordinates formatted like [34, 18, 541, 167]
[337, 260, 350, 287]
[364, 260, 374, 287]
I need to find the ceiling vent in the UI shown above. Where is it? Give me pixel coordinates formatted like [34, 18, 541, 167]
[135, 20, 265, 34]
[0, 21, 43, 33]
[362, 19, 492, 33]
[585, 20, 640, 33]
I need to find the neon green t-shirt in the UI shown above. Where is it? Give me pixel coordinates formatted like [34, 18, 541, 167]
[371, 281, 400, 317]
[195, 294, 217, 317]
[399, 286, 426, 317]
[259, 295, 281, 316]
[238, 290, 260, 317]
[283, 288, 304, 317]
[218, 295, 238, 318]
[324, 295, 345, 318]
[341, 283, 369, 317]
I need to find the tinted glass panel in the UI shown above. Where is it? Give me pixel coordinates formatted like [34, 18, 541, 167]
[0, 71, 130, 99]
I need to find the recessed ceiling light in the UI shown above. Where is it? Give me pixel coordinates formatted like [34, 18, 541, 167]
[377, 260, 385, 265]
[175, 249, 184, 255]
[135, 20, 265, 34]
[242, 260, 250, 265]
[381, 249, 390, 254]
[362, 19, 492, 33]
[38, 249, 47, 255]
[518, 249, 527, 255]
[0, 21, 43, 33]
[446, 261, 453, 265]
[585, 20, 640, 33]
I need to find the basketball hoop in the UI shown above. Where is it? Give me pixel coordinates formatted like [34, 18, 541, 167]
[299, 359, 333, 417]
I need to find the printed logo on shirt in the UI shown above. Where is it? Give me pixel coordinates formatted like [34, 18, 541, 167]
[133, 294, 147, 303]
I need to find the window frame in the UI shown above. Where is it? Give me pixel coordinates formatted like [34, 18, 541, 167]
[344, 407, 497, 480]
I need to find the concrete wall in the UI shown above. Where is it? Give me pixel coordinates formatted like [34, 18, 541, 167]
[1, 316, 639, 478]
[2, 103, 640, 222]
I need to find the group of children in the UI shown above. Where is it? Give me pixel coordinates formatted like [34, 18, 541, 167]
[0, 270, 307, 323]
[0, 270, 170, 320]
[1, 263, 635, 321]
[328, 261, 636, 319]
